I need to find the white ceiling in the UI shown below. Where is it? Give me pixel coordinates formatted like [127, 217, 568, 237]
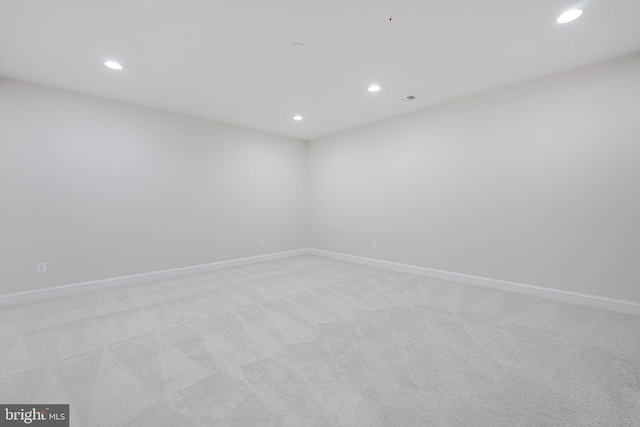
[1, 0, 640, 141]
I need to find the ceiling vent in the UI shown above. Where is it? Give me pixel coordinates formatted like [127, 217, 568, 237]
[399, 95, 416, 103]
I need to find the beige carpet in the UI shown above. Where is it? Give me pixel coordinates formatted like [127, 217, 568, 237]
[1, 255, 639, 426]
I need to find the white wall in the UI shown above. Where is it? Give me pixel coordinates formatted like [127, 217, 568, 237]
[0, 79, 307, 294]
[3, 53, 640, 303]
[308, 53, 640, 303]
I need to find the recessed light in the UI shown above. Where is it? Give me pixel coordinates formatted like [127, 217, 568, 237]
[557, 9, 583, 23]
[290, 43, 307, 52]
[104, 61, 123, 70]
[368, 84, 381, 92]
[293, 115, 303, 121]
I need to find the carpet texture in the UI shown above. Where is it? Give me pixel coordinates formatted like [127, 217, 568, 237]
[1, 255, 639, 426]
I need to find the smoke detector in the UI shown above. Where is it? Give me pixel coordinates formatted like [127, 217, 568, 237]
[399, 95, 416, 103]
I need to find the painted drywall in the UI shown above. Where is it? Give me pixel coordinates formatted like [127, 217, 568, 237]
[308, 53, 640, 303]
[0, 79, 307, 294]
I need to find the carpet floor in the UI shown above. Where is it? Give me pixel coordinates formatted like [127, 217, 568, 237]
[1, 255, 639, 426]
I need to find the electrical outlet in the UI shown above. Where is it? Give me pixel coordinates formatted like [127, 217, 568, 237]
[371, 241, 377, 249]
[259, 238, 264, 246]
[36, 262, 47, 274]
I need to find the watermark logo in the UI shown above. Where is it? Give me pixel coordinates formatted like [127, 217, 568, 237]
[0, 405, 68, 426]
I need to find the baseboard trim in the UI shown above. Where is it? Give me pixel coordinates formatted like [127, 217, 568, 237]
[0, 248, 309, 308]
[5, 248, 639, 316]
[308, 248, 640, 316]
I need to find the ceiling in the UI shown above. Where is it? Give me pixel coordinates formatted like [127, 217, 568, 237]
[1, 0, 640, 141]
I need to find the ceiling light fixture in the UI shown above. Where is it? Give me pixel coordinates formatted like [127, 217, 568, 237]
[104, 61, 123, 70]
[290, 43, 307, 52]
[368, 84, 381, 92]
[293, 115, 303, 121]
[557, 9, 583, 23]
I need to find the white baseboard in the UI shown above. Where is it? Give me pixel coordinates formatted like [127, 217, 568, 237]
[5, 247, 639, 316]
[308, 248, 640, 316]
[0, 249, 309, 308]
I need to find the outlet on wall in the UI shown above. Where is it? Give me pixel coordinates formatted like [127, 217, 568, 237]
[371, 241, 377, 249]
[36, 262, 47, 274]
[259, 238, 264, 246]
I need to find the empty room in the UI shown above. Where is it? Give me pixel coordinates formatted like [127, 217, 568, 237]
[1, 0, 639, 426]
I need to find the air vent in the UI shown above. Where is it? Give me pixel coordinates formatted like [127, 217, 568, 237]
[399, 95, 416, 103]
